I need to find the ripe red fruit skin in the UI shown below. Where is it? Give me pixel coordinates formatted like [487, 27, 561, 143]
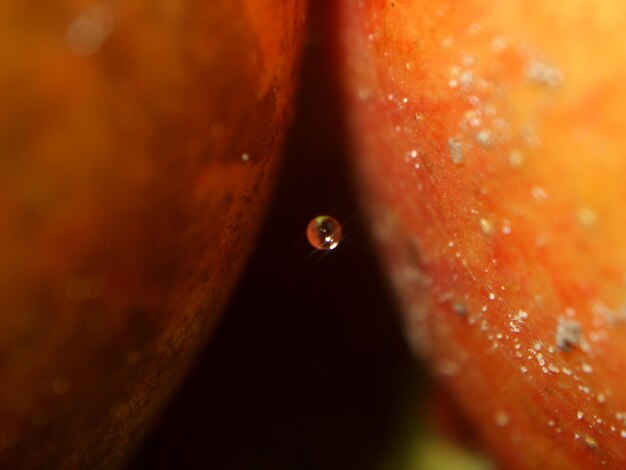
[337, 1, 626, 468]
[0, 1, 306, 467]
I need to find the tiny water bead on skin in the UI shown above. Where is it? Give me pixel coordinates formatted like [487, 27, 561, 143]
[306, 215, 342, 251]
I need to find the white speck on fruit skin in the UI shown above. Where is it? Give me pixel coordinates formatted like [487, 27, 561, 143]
[583, 435, 597, 449]
[66, 2, 116, 56]
[521, 124, 541, 148]
[577, 411, 584, 420]
[468, 22, 482, 35]
[577, 206, 598, 228]
[438, 360, 461, 377]
[475, 129, 493, 147]
[547, 364, 560, 374]
[531, 186, 549, 202]
[468, 95, 481, 107]
[536, 353, 546, 367]
[453, 302, 468, 316]
[509, 150, 524, 168]
[448, 137, 464, 164]
[508, 309, 527, 333]
[555, 317, 582, 351]
[525, 59, 564, 88]
[491, 36, 508, 53]
[357, 88, 373, 101]
[462, 110, 482, 129]
[479, 218, 492, 235]
[459, 70, 474, 90]
[502, 220, 512, 235]
[513, 310, 528, 322]
[581, 363, 593, 374]
[495, 410, 509, 427]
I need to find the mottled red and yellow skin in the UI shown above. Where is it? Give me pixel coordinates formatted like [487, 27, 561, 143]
[338, 1, 626, 468]
[0, 1, 305, 467]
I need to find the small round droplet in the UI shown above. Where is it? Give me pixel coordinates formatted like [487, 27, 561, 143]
[307, 215, 342, 251]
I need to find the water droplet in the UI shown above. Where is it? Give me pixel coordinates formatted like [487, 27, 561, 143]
[307, 216, 342, 251]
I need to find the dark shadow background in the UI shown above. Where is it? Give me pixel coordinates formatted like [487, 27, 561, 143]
[132, 4, 426, 469]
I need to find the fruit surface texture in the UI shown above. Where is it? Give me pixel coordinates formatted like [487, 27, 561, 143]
[339, 1, 626, 468]
[0, 1, 305, 467]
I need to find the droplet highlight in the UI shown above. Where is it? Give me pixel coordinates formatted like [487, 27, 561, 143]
[307, 215, 342, 251]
